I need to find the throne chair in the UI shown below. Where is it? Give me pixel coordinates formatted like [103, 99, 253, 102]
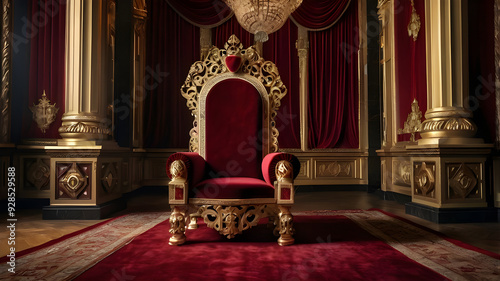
[166, 35, 300, 246]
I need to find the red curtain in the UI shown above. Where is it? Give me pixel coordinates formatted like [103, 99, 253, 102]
[212, 16, 253, 48]
[263, 20, 301, 149]
[291, 0, 352, 30]
[307, 0, 359, 149]
[394, 0, 427, 142]
[25, 0, 66, 139]
[144, 0, 200, 148]
[166, 0, 232, 27]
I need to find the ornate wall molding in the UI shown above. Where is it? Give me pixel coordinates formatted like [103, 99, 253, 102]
[317, 161, 352, 177]
[25, 158, 50, 190]
[1, 0, 12, 143]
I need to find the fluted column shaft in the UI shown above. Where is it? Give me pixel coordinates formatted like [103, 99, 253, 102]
[419, 0, 478, 144]
[59, 0, 114, 143]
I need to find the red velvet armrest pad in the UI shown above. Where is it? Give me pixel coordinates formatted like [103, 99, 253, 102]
[166, 152, 206, 186]
[261, 153, 300, 185]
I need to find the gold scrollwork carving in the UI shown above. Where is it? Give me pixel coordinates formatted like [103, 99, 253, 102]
[170, 160, 187, 180]
[198, 204, 270, 239]
[59, 122, 112, 136]
[180, 35, 287, 153]
[276, 160, 293, 182]
[317, 161, 352, 177]
[448, 163, 479, 199]
[169, 207, 186, 246]
[414, 162, 435, 197]
[58, 163, 89, 199]
[393, 160, 411, 187]
[29, 91, 59, 133]
[398, 99, 422, 142]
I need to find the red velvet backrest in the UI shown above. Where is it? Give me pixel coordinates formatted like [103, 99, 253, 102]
[204, 79, 263, 179]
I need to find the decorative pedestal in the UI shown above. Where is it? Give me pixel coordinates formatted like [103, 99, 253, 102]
[43, 142, 127, 219]
[405, 143, 495, 223]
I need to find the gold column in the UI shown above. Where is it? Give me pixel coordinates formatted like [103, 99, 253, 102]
[58, 0, 114, 144]
[405, 0, 493, 219]
[0, 0, 12, 143]
[419, 0, 477, 145]
[296, 26, 308, 151]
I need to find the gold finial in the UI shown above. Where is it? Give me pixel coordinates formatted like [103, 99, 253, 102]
[408, 0, 421, 41]
[276, 160, 293, 182]
[398, 99, 423, 142]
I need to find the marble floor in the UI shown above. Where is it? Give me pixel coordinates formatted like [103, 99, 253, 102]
[1, 187, 499, 257]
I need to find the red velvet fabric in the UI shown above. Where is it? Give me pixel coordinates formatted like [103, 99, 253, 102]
[307, 0, 359, 149]
[394, 0, 427, 142]
[225, 55, 242, 72]
[291, 0, 352, 30]
[192, 177, 274, 199]
[468, 0, 497, 143]
[205, 79, 262, 179]
[144, 0, 199, 148]
[166, 0, 232, 28]
[166, 152, 207, 186]
[262, 152, 300, 185]
[263, 20, 301, 149]
[212, 15, 253, 48]
[25, 0, 66, 139]
[75, 215, 451, 281]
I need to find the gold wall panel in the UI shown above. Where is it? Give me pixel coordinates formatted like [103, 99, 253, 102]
[316, 160, 354, 178]
[296, 158, 311, 180]
[19, 156, 51, 198]
[392, 159, 412, 187]
[445, 162, 483, 201]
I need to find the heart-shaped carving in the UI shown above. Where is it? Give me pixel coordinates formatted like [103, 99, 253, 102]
[225, 55, 242, 72]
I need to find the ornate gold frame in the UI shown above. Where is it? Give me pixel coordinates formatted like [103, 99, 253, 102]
[198, 73, 270, 159]
[180, 35, 287, 154]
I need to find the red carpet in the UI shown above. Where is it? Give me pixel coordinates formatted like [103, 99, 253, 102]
[1, 210, 499, 280]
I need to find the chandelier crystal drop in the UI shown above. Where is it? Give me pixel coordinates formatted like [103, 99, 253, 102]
[223, 0, 303, 42]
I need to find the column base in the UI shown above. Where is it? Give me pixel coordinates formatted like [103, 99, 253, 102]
[42, 197, 126, 220]
[405, 202, 498, 223]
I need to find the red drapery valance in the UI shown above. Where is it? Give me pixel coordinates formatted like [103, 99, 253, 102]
[166, 0, 233, 28]
[291, 0, 352, 30]
[25, 0, 66, 139]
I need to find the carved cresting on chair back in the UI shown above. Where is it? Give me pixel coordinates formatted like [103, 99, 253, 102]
[180, 35, 287, 156]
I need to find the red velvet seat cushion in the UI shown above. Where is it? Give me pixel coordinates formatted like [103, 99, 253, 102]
[192, 177, 274, 199]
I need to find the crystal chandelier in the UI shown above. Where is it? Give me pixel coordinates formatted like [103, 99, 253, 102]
[223, 0, 303, 42]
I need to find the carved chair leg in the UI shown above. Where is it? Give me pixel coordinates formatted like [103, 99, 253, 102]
[277, 206, 295, 246]
[169, 206, 187, 246]
[188, 213, 200, 229]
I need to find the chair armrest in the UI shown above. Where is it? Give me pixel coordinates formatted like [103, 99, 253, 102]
[261, 152, 300, 186]
[166, 152, 206, 186]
